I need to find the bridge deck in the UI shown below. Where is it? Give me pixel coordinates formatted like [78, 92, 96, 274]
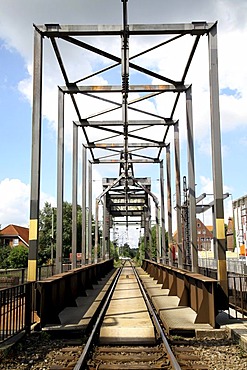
[38, 261, 247, 351]
[43, 269, 118, 332]
[99, 266, 156, 345]
[136, 267, 214, 335]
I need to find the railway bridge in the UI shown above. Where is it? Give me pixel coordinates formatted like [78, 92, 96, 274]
[28, 0, 227, 297]
[1, 1, 247, 369]
[28, 0, 230, 348]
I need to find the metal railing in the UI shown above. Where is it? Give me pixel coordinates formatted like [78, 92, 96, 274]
[0, 265, 55, 288]
[228, 274, 247, 319]
[0, 268, 26, 288]
[0, 282, 34, 343]
[37, 265, 55, 280]
[0, 261, 115, 342]
[198, 257, 247, 275]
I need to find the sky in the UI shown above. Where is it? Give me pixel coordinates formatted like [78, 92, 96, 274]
[0, 0, 247, 247]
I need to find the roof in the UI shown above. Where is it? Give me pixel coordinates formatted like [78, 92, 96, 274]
[173, 219, 213, 238]
[0, 224, 29, 247]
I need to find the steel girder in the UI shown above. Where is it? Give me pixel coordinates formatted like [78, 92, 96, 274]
[28, 0, 226, 304]
[33, 15, 214, 165]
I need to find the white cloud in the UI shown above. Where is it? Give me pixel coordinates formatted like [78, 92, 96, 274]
[0, 178, 30, 228]
[4, 0, 246, 155]
[0, 178, 55, 229]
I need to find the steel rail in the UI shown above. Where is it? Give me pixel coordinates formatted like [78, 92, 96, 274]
[73, 265, 123, 370]
[131, 263, 182, 370]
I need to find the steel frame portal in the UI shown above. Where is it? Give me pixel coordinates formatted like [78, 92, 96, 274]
[28, 0, 227, 302]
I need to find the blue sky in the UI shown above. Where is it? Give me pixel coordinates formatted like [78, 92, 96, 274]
[0, 0, 247, 245]
[0, 44, 31, 183]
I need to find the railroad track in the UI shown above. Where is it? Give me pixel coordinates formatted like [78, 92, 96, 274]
[71, 261, 180, 370]
[1, 263, 246, 369]
[47, 261, 210, 370]
[87, 344, 171, 369]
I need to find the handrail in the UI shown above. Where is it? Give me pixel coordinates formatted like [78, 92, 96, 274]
[0, 282, 34, 343]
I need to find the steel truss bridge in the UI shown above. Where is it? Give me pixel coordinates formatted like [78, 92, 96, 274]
[28, 0, 228, 304]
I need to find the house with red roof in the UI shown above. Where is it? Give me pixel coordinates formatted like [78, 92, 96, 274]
[0, 224, 29, 248]
[173, 218, 213, 252]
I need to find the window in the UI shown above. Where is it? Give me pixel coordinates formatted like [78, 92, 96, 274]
[198, 230, 201, 234]
[4, 238, 10, 246]
[197, 223, 200, 227]
[13, 238, 19, 246]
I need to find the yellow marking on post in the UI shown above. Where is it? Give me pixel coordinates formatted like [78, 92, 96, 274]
[27, 260, 37, 281]
[216, 218, 225, 240]
[218, 259, 227, 273]
[29, 219, 38, 240]
[217, 259, 228, 292]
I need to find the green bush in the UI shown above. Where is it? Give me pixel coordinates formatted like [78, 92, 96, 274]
[0, 245, 11, 268]
[8, 245, 28, 268]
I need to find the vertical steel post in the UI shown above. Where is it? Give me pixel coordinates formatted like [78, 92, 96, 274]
[102, 196, 107, 260]
[212, 205, 217, 258]
[174, 121, 183, 268]
[148, 198, 152, 258]
[186, 86, 198, 272]
[155, 204, 161, 263]
[51, 207, 54, 264]
[56, 88, 64, 274]
[28, 29, 43, 281]
[72, 122, 78, 269]
[208, 23, 228, 304]
[86, 206, 89, 262]
[143, 204, 149, 258]
[81, 145, 87, 265]
[166, 144, 173, 265]
[107, 217, 111, 259]
[160, 160, 166, 262]
[121, 0, 130, 227]
[88, 161, 92, 264]
[95, 200, 99, 264]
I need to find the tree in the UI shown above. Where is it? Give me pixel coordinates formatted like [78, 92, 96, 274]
[39, 201, 87, 264]
[0, 245, 11, 268]
[8, 245, 28, 268]
[62, 201, 82, 258]
[138, 225, 168, 261]
[110, 241, 119, 261]
[39, 202, 54, 264]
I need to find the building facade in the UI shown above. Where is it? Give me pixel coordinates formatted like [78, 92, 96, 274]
[196, 218, 213, 251]
[0, 224, 29, 248]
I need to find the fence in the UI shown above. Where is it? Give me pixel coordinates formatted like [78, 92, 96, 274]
[198, 257, 247, 275]
[0, 265, 54, 343]
[0, 260, 114, 340]
[0, 268, 26, 288]
[228, 274, 247, 319]
[0, 283, 34, 343]
[198, 258, 247, 317]
[0, 265, 55, 288]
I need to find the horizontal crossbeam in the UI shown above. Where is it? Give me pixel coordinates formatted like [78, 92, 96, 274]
[36, 22, 214, 36]
[78, 120, 173, 127]
[61, 84, 187, 93]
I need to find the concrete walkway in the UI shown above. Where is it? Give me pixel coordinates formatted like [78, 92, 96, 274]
[43, 269, 118, 333]
[137, 266, 247, 351]
[137, 267, 213, 335]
